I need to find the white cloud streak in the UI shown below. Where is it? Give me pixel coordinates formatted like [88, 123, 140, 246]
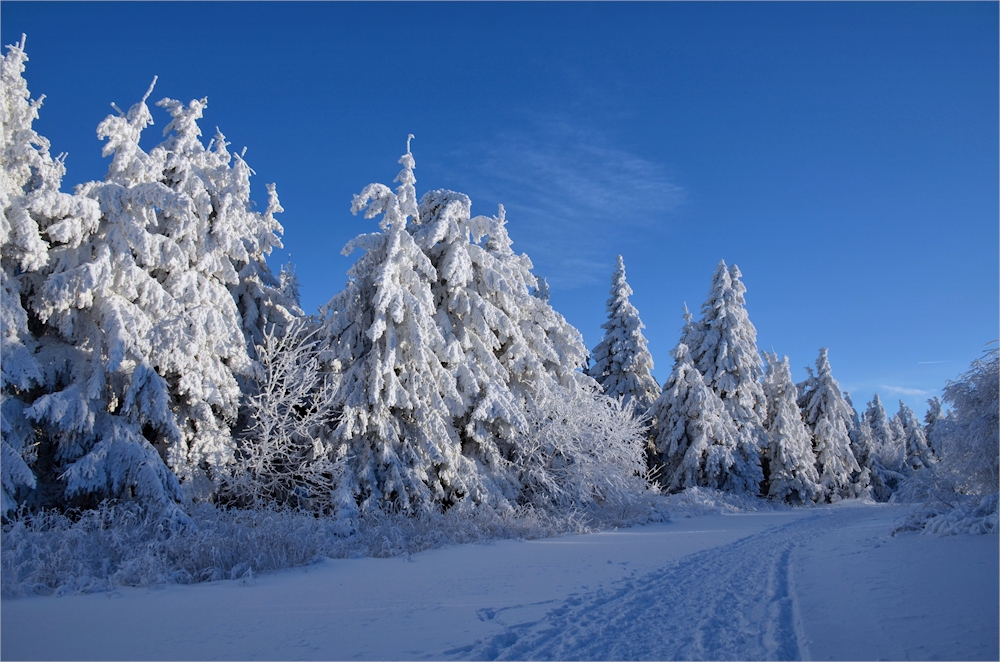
[880, 385, 932, 397]
[445, 117, 684, 288]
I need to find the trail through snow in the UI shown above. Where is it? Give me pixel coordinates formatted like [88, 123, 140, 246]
[456, 508, 844, 660]
[2, 502, 996, 660]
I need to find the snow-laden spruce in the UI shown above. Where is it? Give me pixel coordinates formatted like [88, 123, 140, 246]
[1, 36, 92, 512]
[650, 323, 741, 492]
[864, 394, 904, 472]
[1, 36, 47, 511]
[897, 401, 934, 472]
[842, 392, 873, 497]
[676, 261, 765, 493]
[796, 348, 863, 502]
[409, 187, 591, 503]
[923, 396, 944, 454]
[3, 64, 294, 510]
[761, 353, 820, 503]
[587, 255, 660, 414]
[851, 409, 902, 502]
[319, 142, 650, 520]
[319, 140, 477, 519]
[1, 37, 109, 512]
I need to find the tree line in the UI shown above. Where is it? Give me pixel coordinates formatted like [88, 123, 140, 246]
[3, 38, 995, 527]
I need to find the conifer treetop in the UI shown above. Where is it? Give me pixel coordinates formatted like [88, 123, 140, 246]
[588, 254, 659, 413]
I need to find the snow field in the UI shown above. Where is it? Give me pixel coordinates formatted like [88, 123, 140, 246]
[3, 502, 995, 661]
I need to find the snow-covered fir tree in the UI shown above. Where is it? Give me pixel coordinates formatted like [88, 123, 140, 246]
[923, 396, 944, 453]
[19, 81, 292, 507]
[854, 394, 905, 501]
[681, 260, 765, 494]
[761, 353, 820, 503]
[842, 392, 872, 497]
[796, 348, 862, 501]
[319, 141, 478, 520]
[0, 36, 76, 511]
[404, 188, 529, 501]
[406, 190, 530, 501]
[889, 412, 907, 460]
[587, 255, 660, 414]
[321, 143, 647, 520]
[650, 321, 742, 492]
[488, 222, 640, 506]
[897, 401, 934, 472]
[2, 37, 169, 512]
[865, 393, 904, 472]
[278, 261, 302, 313]
[192, 127, 300, 364]
[411, 186, 637, 509]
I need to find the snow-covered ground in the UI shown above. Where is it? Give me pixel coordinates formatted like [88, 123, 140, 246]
[2, 502, 996, 660]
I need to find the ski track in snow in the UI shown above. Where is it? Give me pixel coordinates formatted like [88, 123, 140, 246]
[449, 509, 856, 661]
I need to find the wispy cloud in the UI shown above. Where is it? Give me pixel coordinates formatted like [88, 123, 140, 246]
[444, 117, 684, 288]
[880, 385, 932, 397]
[917, 360, 952, 365]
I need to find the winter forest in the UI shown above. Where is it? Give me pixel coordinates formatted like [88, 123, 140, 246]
[1, 33, 997, 607]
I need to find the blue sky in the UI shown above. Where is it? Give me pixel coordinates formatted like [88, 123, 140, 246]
[4, 2, 997, 416]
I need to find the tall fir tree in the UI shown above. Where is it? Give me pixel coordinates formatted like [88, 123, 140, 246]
[319, 140, 478, 520]
[20, 83, 292, 508]
[796, 348, 862, 501]
[407, 187, 528, 501]
[650, 341, 739, 492]
[761, 353, 820, 503]
[587, 255, 660, 414]
[843, 392, 872, 497]
[857, 394, 906, 501]
[923, 396, 944, 453]
[865, 393, 904, 472]
[322, 144, 645, 518]
[897, 400, 934, 471]
[1, 36, 102, 511]
[683, 260, 765, 494]
[10, 78, 186, 508]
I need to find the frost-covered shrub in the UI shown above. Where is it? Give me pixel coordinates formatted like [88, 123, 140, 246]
[1, 494, 666, 597]
[934, 347, 999, 495]
[222, 319, 344, 515]
[659, 486, 785, 518]
[893, 348, 998, 535]
[513, 384, 653, 511]
[892, 491, 997, 537]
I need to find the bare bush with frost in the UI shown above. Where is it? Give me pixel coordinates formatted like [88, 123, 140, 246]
[222, 319, 344, 514]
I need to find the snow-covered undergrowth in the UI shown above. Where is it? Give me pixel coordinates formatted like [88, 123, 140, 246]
[893, 492, 997, 537]
[891, 347, 998, 537]
[658, 486, 787, 518]
[891, 469, 998, 536]
[2, 497, 667, 598]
